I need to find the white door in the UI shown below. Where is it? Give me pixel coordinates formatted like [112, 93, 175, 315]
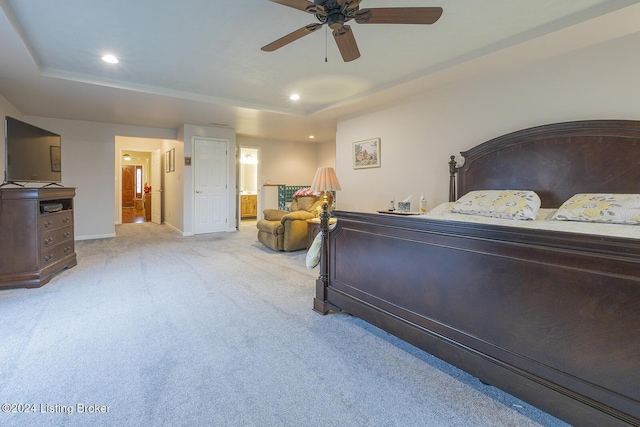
[194, 138, 228, 234]
[151, 149, 162, 224]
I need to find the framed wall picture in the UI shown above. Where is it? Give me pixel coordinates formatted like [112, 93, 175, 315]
[165, 151, 170, 173]
[50, 146, 61, 172]
[353, 138, 381, 169]
[170, 148, 175, 172]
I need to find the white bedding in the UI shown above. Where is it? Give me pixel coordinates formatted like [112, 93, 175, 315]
[417, 202, 639, 239]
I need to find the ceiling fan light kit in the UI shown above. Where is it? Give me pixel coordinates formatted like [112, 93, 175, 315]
[262, 0, 443, 62]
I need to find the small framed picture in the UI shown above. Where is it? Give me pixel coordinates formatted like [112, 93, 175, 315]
[50, 146, 61, 172]
[170, 148, 175, 172]
[353, 138, 381, 169]
[165, 151, 170, 173]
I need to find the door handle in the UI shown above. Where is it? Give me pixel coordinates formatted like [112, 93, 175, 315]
[195, 190, 202, 193]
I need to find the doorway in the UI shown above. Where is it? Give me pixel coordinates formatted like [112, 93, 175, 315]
[238, 146, 260, 228]
[121, 151, 150, 223]
[116, 137, 164, 226]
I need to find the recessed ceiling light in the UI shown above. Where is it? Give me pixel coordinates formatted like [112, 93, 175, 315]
[101, 54, 119, 64]
[308, 135, 315, 139]
[289, 93, 300, 101]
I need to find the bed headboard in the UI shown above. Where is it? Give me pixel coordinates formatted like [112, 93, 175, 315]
[449, 120, 640, 208]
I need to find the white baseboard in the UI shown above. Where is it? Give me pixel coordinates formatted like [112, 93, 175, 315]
[162, 222, 187, 236]
[75, 233, 116, 241]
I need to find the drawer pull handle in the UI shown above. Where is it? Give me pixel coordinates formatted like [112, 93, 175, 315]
[44, 221, 52, 228]
[64, 246, 71, 253]
[63, 232, 70, 238]
[45, 254, 53, 262]
[45, 237, 54, 244]
[63, 217, 70, 223]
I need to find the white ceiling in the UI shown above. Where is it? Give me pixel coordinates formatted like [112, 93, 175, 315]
[0, 0, 638, 143]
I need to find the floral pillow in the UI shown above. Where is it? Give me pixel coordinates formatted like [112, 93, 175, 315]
[553, 194, 640, 224]
[451, 190, 541, 220]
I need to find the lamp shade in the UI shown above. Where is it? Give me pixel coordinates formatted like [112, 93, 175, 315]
[310, 167, 341, 192]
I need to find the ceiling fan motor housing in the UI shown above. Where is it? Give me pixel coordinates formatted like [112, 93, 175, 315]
[327, 11, 345, 29]
[314, 0, 358, 29]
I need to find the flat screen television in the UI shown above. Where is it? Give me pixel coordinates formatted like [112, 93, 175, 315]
[4, 116, 62, 184]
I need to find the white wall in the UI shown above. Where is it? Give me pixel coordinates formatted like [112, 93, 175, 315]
[0, 105, 325, 239]
[336, 31, 640, 213]
[1, 96, 333, 238]
[21, 117, 176, 239]
[316, 140, 336, 170]
[237, 135, 321, 186]
[161, 138, 183, 232]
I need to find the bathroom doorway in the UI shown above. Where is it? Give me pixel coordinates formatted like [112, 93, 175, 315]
[238, 146, 260, 228]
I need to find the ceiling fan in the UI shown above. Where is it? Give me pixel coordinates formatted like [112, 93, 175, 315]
[261, 0, 443, 62]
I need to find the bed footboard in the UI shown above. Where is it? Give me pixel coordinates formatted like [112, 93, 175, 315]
[315, 210, 640, 427]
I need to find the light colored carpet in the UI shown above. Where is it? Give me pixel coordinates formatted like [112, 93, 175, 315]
[0, 222, 568, 427]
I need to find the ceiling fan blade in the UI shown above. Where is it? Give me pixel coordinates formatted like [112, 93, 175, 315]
[261, 23, 323, 52]
[355, 7, 443, 25]
[269, 0, 325, 15]
[333, 25, 360, 62]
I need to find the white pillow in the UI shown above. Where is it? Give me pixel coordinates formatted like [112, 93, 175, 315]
[451, 190, 541, 220]
[305, 232, 323, 269]
[553, 193, 640, 224]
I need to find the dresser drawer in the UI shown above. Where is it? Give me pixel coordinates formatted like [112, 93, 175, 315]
[39, 210, 73, 232]
[40, 241, 75, 267]
[40, 226, 74, 249]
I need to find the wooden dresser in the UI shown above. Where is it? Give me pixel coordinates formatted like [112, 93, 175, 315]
[0, 187, 77, 289]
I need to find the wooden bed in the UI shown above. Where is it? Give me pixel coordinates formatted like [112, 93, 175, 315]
[314, 120, 640, 426]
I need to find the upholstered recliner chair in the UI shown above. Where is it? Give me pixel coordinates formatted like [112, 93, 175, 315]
[256, 190, 331, 251]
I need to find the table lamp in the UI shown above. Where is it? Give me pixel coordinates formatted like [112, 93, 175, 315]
[310, 167, 341, 208]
